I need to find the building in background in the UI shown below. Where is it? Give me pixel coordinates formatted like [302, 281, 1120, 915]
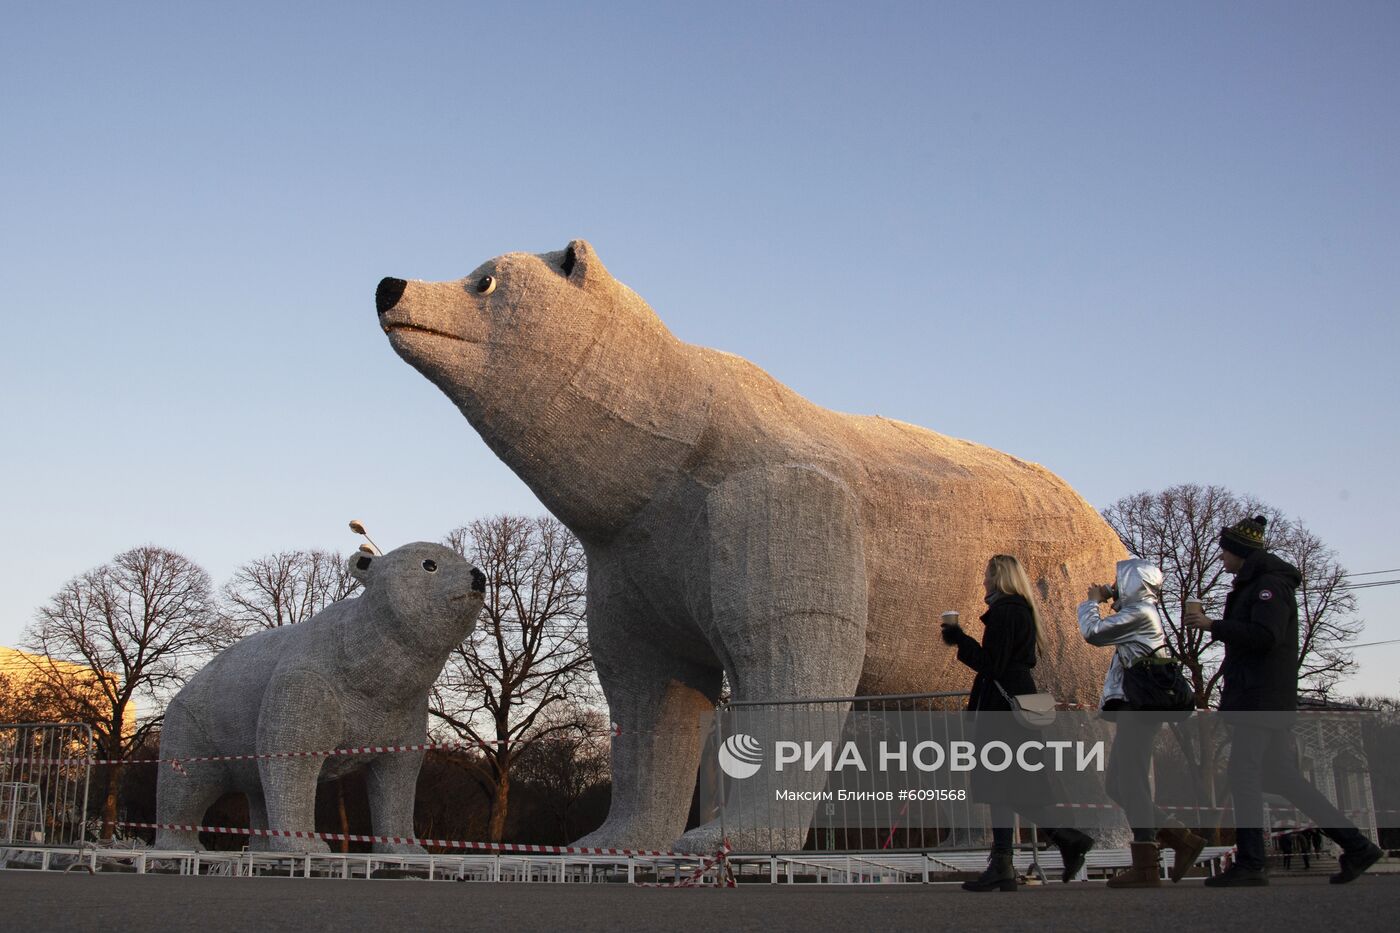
[0, 646, 138, 734]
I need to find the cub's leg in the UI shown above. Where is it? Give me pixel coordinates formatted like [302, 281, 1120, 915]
[366, 735, 428, 854]
[256, 669, 341, 853]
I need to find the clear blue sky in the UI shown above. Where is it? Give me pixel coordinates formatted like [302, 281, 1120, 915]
[3, 1, 1397, 694]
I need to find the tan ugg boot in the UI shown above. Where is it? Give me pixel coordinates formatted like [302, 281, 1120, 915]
[1107, 842, 1162, 888]
[1156, 825, 1207, 883]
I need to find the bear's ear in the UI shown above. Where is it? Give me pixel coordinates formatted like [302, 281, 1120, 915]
[349, 551, 375, 583]
[560, 239, 604, 286]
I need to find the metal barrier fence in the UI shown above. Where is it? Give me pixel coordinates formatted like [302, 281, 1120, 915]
[712, 692, 987, 853]
[0, 722, 93, 848]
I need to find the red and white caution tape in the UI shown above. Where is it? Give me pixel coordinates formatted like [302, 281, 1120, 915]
[1053, 803, 1390, 820]
[1053, 802, 1231, 812]
[161, 742, 475, 775]
[632, 841, 735, 888]
[5, 741, 484, 771]
[4, 727, 648, 771]
[882, 802, 910, 850]
[116, 821, 691, 858]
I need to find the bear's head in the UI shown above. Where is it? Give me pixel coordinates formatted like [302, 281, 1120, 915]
[376, 240, 708, 539]
[376, 240, 663, 427]
[348, 542, 485, 650]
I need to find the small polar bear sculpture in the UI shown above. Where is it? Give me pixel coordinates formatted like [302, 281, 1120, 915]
[154, 542, 485, 853]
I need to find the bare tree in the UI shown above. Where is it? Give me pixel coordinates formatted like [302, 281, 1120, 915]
[222, 549, 360, 633]
[21, 545, 231, 839]
[1349, 694, 1400, 715]
[511, 706, 611, 841]
[1281, 522, 1361, 698]
[1102, 483, 1361, 704]
[432, 515, 595, 842]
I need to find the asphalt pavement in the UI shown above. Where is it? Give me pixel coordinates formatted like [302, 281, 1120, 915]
[3, 871, 1398, 932]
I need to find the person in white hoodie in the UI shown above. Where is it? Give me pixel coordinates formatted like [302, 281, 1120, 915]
[1078, 558, 1206, 888]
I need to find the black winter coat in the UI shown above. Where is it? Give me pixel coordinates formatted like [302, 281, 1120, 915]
[953, 593, 1041, 712]
[1211, 550, 1303, 712]
[952, 593, 1054, 806]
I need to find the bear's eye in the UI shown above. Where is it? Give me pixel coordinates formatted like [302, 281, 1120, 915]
[422, 560, 438, 573]
[476, 275, 496, 295]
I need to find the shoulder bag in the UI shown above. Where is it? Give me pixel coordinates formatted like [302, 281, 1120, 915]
[993, 680, 1057, 729]
[1122, 645, 1195, 719]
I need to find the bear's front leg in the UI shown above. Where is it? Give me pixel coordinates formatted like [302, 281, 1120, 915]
[674, 463, 868, 855]
[365, 745, 427, 854]
[571, 559, 724, 852]
[257, 669, 341, 853]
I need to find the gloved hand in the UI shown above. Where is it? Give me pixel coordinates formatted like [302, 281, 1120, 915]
[940, 622, 962, 645]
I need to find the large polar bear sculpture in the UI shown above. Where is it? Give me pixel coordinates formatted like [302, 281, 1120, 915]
[376, 241, 1124, 852]
[155, 543, 485, 852]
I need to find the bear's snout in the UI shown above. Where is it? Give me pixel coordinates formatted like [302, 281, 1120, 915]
[376, 277, 407, 316]
[471, 568, 486, 592]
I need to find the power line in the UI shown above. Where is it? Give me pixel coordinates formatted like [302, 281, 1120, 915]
[1345, 568, 1400, 578]
[1348, 638, 1400, 649]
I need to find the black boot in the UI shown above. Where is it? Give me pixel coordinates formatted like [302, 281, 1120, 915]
[1046, 828, 1094, 883]
[962, 849, 1017, 892]
[1203, 861, 1269, 887]
[1331, 842, 1383, 885]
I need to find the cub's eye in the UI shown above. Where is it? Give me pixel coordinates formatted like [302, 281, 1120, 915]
[476, 275, 496, 295]
[422, 560, 438, 572]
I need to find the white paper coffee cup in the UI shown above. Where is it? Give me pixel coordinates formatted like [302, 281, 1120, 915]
[941, 611, 960, 626]
[1184, 599, 1203, 614]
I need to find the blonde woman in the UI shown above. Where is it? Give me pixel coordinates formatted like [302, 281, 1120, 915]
[943, 554, 1094, 891]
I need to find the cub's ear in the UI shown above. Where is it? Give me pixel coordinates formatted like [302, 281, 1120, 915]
[561, 239, 606, 286]
[349, 551, 375, 583]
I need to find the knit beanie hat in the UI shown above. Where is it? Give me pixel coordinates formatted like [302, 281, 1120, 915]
[1220, 515, 1268, 557]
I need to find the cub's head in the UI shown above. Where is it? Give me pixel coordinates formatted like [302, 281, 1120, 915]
[349, 542, 485, 641]
[376, 239, 647, 421]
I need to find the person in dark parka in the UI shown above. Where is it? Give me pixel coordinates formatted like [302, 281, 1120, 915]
[1184, 515, 1383, 887]
[944, 554, 1095, 891]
